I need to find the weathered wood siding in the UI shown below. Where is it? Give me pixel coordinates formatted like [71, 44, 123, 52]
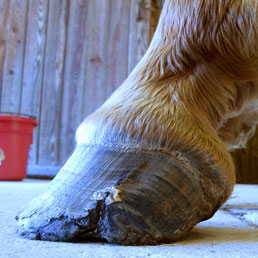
[0, 0, 153, 175]
[2, 0, 257, 183]
[232, 130, 258, 184]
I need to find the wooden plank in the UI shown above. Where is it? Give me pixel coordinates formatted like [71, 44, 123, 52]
[128, 0, 151, 74]
[149, 0, 162, 41]
[105, 0, 131, 93]
[59, 0, 90, 161]
[249, 129, 258, 180]
[232, 129, 258, 183]
[82, 0, 113, 118]
[27, 165, 61, 178]
[232, 149, 244, 182]
[38, 0, 68, 165]
[20, 0, 49, 164]
[60, 0, 132, 162]
[1, 0, 28, 112]
[0, 0, 10, 107]
[82, 0, 131, 118]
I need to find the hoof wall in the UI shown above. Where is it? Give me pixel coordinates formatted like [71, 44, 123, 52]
[16, 145, 231, 245]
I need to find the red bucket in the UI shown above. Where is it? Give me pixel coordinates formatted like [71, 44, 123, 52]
[0, 113, 37, 181]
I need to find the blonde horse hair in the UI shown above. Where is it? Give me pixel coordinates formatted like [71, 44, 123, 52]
[76, 0, 258, 189]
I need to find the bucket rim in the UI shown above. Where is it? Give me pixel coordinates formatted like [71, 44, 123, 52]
[0, 112, 37, 126]
[0, 112, 36, 120]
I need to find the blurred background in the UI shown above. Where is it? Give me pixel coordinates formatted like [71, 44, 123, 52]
[0, 0, 257, 183]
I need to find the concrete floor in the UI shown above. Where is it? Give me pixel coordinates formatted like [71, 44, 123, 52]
[0, 179, 257, 258]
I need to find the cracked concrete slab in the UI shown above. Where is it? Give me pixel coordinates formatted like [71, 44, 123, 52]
[225, 184, 258, 206]
[225, 208, 258, 228]
[0, 180, 258, 258]
[221, 185, 258, 229]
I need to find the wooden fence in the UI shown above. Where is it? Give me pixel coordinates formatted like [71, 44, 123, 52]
[0, 0, 257, 182]
[0, 0, 160, 175]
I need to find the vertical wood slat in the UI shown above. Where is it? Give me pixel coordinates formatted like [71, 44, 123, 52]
[82, 0, 111, 118]
[0, 0, 10, 106]
[60, 0, 132, 162]
[232, 129, 258, 183]
[149, 0, 162, 40]
[20, 0, 49, 164]
[128, 0, 152, 74]
[38, 0, 68, 165]
[106, 0, 131, 93]
[1, 0, 28, 112]
[59, 0, 90, 162]
[250, 130, 258, 180]
[82, 0, 132, 119]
